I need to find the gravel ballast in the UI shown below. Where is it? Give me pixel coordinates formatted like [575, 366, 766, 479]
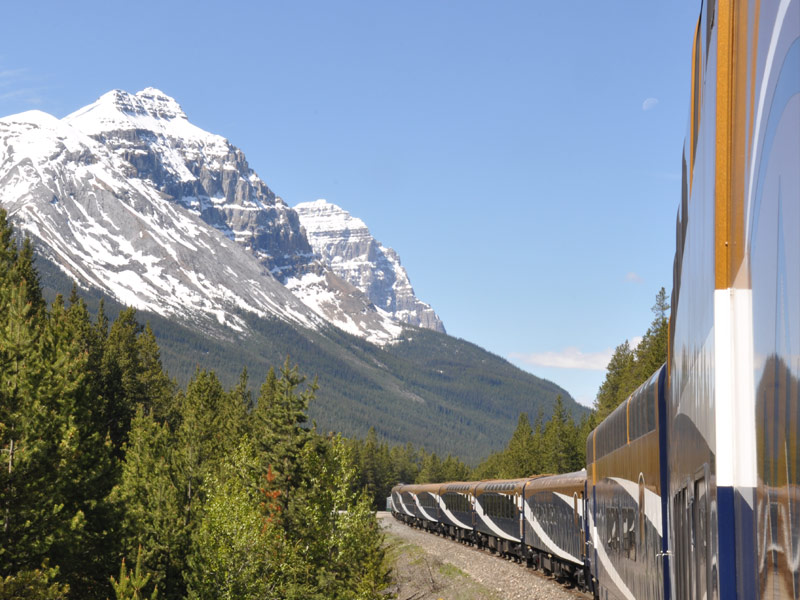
[378, 511, 588, 600]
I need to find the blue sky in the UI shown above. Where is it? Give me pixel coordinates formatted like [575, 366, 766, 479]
[1, 1, 702, 406]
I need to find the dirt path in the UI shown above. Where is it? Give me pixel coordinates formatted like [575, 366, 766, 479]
[378, 512, 588, 600]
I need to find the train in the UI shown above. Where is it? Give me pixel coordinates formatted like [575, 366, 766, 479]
[391, 1, 800, 598]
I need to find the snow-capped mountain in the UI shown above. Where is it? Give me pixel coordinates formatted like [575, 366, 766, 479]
[0, 88, 441, 344]
[294, 200, 444, 333]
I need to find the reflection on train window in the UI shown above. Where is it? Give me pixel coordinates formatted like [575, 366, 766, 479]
[443, 492, 469, 514]
[606, 507, 620, 552]
[483, 493, 516, 519]
[419, 493, 436, 510]
[622, 508, 636, 561]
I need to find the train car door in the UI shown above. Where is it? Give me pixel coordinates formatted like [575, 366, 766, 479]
[673, 466, 713, 600]
[673, 482, 694, 600]
[693, 472, 712, 600]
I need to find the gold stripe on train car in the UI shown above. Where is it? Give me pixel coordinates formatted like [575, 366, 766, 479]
[715, 0, 749, 290]
[747, 0, 761, 171]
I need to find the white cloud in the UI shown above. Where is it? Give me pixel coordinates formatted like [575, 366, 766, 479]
[642, 97, 659, 111]
[625, 271, 643, 283]
[0, 66, 43, 106]
[510, 347, 614, 371]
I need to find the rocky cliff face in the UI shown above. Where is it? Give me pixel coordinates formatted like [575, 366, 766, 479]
[0, 107, 319, 333]
[0, 88, 442, 345]
[63, 88, 314, 278]
[294, 200, 445, 333]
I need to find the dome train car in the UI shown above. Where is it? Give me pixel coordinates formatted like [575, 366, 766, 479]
[523, 470, 588, 586]
[586, 366, 668, 600]
[667, 0, 799, 598]
[390, 473, 591, 589]
[393, 1, 798, 598]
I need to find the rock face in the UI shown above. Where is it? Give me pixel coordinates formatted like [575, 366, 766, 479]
[0, 106, 321, 334]
[294, 200, 445, 333]
[0, 88, 424, 344]
[63, 88, 313, 278]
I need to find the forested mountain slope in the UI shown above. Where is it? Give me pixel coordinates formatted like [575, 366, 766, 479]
[38, 255, 585, 464]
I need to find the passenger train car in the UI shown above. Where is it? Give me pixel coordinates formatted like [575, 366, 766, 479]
[668, 0, 799, 598]
[391, 473, 591, 589]
[393, 1, 799, 598]
[587, 366, 668, 600]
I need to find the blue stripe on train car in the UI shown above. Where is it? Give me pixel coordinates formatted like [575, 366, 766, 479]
[657, 366, 671, 600]
[717, 486, 737, 600]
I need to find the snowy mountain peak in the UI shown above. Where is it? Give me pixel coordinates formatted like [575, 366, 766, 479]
[72, 87, 187, 122]
[295, 199, 445, 333]
[63, 88, 221, 151]
[0, 88, 427, 346]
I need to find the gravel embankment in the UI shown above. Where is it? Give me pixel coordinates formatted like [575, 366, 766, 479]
[378, 512, 588, 600]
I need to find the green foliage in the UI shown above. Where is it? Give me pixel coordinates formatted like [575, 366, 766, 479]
[0, 562, 69, 600]
[186, 442, 272, 600]
[110, 547, 158, 600]
[112, 407, 188, 599]
[594, 288, 669, 421]
[0, 209, 118, 597]
[2, 220, 392, 600]
[472, 397, 587, 478]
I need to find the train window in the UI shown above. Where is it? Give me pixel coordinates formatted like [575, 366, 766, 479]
[606, 507, 619, 552]
[622, 508, 637, 561]
[646, 378, 656, 433]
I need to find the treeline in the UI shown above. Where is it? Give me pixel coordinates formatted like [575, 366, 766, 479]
[594, 288, 669, 421]
[471, 396, 593, 479]
[346, 431, 472, 509]
[350, 396, 593, 509]
[0, 209, 389, 600]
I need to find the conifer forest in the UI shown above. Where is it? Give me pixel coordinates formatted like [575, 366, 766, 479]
[0, 208, 390, 599]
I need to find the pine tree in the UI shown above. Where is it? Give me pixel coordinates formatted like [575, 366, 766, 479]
[633, 287, 669, 383]
[541, 396, 577, 474]
[101, 308, 146, 453]
[501, 413, 537, 478]
[594, 341, 636, 421]
[0, 267, 115, 597]
[415, 450, 444, 483]
[110, 546, 159, 600]
[136, 324, 176, 426]
[113, 407, 188, 600]
[251, 360, 317, 511]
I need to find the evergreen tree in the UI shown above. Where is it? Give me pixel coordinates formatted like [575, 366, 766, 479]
[594, 288, 670, 422]
[389, 442, 418, 485]
[594, 341, 636, 421]
[633, 287, 669, 383]
[136, 324, 176, 426]
[0, 562, 69, 600]
[0, 264, 115, 597]
[542, 396, 574, 474]
[415, 450, 444, 483]
[440, 454, 471, 482]
[110, 546, 158, 600]
[101, 308, 146, 453]
[251, 360, 317, 511]
[113, 407, 188, 600]
[500, 413, 537, 478]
